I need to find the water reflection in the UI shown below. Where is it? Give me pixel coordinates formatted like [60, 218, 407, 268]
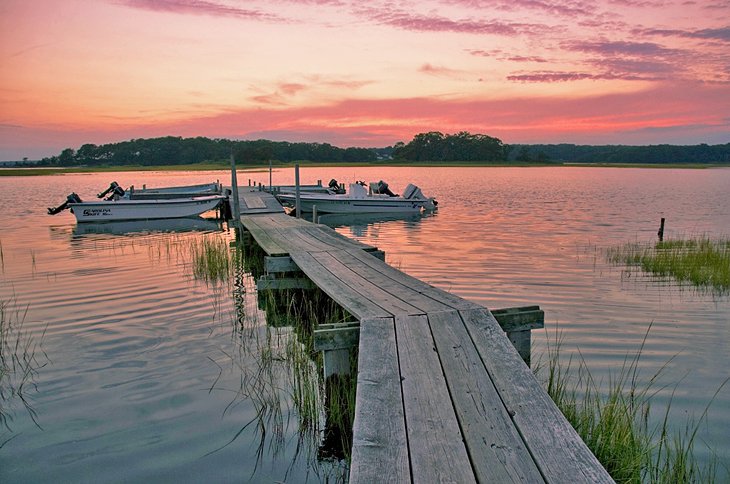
[72, 217, 224, 237]
[223, 235, 353, 481]
[2, 168, 729, 481]
[318, 211, 432, 239]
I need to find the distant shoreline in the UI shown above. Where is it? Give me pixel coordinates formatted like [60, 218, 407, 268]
[1, 161, 728, 176]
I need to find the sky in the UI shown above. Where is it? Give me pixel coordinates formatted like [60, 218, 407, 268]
[1, 0, 729, 160]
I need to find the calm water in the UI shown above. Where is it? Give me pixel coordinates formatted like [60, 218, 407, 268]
[1, 167, 728, 481]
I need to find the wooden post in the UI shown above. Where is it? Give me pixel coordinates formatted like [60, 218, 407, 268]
[295, 163, 301, 219]
[229, 153, 241, 222]
[314, 322, 360, 378]
[490, 306, 544, 366]
[269, 159, 272, 191]
[312, 205, 318, 224]
[658, 217, 665, 241]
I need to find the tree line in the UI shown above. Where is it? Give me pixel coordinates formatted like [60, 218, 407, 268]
[24, 133, 730, 167]
[508, 143, 730, 164]
[37, 136, 378, 167]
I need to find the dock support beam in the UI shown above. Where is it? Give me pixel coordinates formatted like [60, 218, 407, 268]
[491, 306, 544, 366]
[312, 306, 544, 376]
[314, 322, 360, 378]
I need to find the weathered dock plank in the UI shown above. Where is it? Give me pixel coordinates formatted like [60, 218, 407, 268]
[236, 189, 284, 214]
[330, 249, 455, 314]
[287, 250, 390, 320]
[350, 317, 410, 483]
[461, 307, 613, 483]
[294, 250, 423, 316]
[343, 247, 481, 311]
[396, 313, 476, 483]
[240, 217, 288, 256]
[428, 310, 544, 482]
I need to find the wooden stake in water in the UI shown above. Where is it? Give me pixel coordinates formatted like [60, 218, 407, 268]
[269, 159, 272, 191]
[658, 217, 665, 241]
[313, 204, 318, 224]
[295, 163, 301, 219]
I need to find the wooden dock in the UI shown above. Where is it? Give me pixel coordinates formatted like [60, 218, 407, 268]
[236, 189, 613, 483]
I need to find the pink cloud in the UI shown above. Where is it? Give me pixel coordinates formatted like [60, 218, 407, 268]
[354, 5, 550, 37]
[119, 0, 283, 21]
[419, 63, 465, 78]
[442, 0, 594, 18]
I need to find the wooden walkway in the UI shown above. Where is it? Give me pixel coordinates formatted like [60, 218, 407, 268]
[237, 190, 613, 483]
[238, 186, 286, 215]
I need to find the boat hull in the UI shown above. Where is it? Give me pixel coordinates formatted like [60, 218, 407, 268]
[127, 182, 223, 199]
[277, 193, 427, 214]
[68, 195, 225, 222]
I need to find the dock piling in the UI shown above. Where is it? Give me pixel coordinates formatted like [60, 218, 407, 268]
[295, 163, 301, 219]
[229, 153, 241, 222]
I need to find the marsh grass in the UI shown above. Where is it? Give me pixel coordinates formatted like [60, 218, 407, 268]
[211, 237, 353, 481]
[1, 298, 47, 446]
[537, 326, 726, 483]
[189, 235, 233, 284]
[606, 237, 730, 293]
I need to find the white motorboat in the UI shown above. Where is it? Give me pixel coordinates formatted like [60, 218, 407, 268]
[97, 181, 224, 200]
[48, 193, 226, 222]
[276, 181, 437, 214]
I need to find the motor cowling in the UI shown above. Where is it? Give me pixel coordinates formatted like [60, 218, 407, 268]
[98, 181, 125, 200]
[48, 192, 83, 215]
[376, 180, 397, 197]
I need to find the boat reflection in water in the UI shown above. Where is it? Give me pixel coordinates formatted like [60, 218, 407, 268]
[316, 211, 432, 238]
[72, 216, 224, 237]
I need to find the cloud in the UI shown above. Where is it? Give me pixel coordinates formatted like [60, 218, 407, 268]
[419, 63, 466, 78]
[638, 26, 730, 42]
[561, 39, 679, 57]
[354, 5, 549, 37]
[249, 78, 372, 105]
[507, 71, 596, 82]
[467, 49, 548, 63]
[506, 55, 549, 63]
[118, 0, 283, 21]
[441, 0, 594, 19]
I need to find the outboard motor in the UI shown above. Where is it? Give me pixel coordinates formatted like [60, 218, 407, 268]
[97, 181, 125, 200]
[403, 183, 438, 210]
[327, 178, 345, 194]
[375, 180, 397, 197]
[48, 192, 82, 215]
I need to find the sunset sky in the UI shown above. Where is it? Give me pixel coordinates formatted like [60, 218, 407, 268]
[1, 0, 729, 160]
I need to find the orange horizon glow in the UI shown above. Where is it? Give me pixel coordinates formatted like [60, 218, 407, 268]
[1, 0, 729, 160]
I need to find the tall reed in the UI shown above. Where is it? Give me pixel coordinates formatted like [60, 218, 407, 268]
[1, 298, 46, 446]
[537, 326, 726, 483]
[189, 235, 233, 284]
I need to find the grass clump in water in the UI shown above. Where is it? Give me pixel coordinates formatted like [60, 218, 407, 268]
[606, 237, 730, 293]
[538, 327, 726, 483]
[190, 235, 233, 284]
[1, 298, 47, 446]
